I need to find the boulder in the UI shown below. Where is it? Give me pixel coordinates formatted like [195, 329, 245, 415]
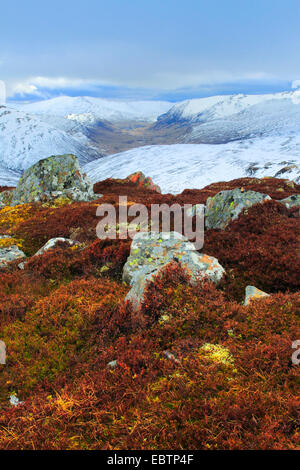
[123, 231, 225, 311]
[18, 237, 79, 270]
[205, 188, 271, 230]
[278, 194, 300, 209]
[126, 171, 161, 193]
[0, 245, 26, 268]
[34, 237, 78, 257]
[244, 285, 270, 306]
[0, 154, 96, 206]
[107, 360, 118, 369]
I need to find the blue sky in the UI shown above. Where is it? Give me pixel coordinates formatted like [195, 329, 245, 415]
[1, 0, 300, 101]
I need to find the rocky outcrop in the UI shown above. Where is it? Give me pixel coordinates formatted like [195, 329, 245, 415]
[126, 171, 161, 193]
[123, 231, 225, 310]
[278, 194, 300, 209]
[205, 188, 271, 230]
[0, 241, 26, 268]
[0, 154, 96, 207]
[244, 285, 270, 306]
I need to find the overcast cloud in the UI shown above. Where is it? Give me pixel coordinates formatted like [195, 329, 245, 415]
[1, 0, 300, 101]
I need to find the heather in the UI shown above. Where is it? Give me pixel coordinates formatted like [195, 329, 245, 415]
[0, 176, 299, 450]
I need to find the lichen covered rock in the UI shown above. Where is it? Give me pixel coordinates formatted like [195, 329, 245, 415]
[3, 154, 96, 206]
[126, 171, 161, 193]
[0, 244, 26, 268]
[244, 285, 270, 306]
[205, 188, 271, 230]
[123, 231, 225, 310]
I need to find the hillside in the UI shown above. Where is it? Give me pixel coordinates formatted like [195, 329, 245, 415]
[85, 141, 300, 194]
[0, 105, 103, 185]
[0, 169, 299, 450]
[8, 91, 300, 162]
[155, 90, 300, 144]
[15, 96, 172, 123]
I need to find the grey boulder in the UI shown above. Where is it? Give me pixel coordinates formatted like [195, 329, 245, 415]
[0, 245, 26, 268]
[0, 154, 96, 207]
[205, 188, 271, 230]
[123, 231, 225, 311]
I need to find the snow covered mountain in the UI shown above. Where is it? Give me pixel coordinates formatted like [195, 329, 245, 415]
[0, 162, 20, 187]
[0, 105, 102, 185]
[85, 139, 300, 194]
[156, 91, 300, 144]
[3, 91, 300, 191]
[14, 96, 172, 123]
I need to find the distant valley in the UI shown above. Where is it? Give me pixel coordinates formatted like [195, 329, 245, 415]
[1, 91, 300, 190]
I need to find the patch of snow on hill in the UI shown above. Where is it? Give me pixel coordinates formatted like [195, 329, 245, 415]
[85, 140, 300, 194]
[0, 163, 21, 187]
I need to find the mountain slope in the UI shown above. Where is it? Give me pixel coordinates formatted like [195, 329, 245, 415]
[0, 163, 21, 187]
[15, 96, 172, 123]
[0, 106, 101, 176]
[155, 91, 300, 144]
[85, 140, 300, 194]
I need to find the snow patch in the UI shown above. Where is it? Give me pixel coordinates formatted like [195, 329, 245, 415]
[85, 141, 300, 194]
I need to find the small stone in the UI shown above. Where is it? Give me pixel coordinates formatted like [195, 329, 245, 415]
[163, 350, 180, 363]
[244, 285, 270, 306]
[9, 394, 24, 406]
[107, 360, 118, 369]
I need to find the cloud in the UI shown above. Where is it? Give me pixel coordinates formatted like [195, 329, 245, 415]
[12, 82, 40, 97]
[10, 77, 94, 96]
[5, 74, 292, 103]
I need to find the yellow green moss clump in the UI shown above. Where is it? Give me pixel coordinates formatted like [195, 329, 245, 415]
[198, 343, 235, 367]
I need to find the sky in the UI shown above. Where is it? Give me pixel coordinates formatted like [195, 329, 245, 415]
[1, 0, 300, 102]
